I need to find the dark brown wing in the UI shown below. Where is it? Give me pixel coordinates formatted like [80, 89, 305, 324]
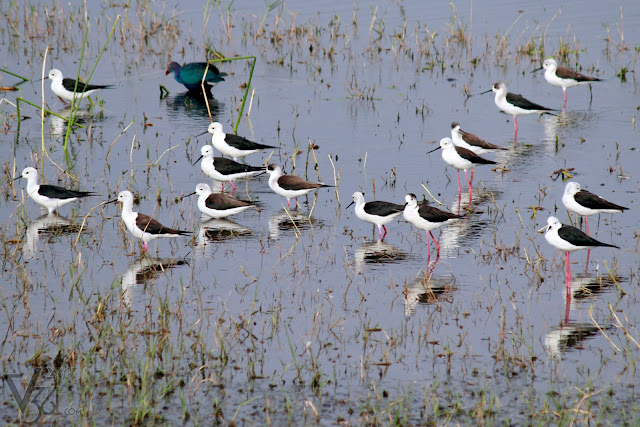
[558, 224, 618, 248]
[454, 146, 497, 165]
[506, 92, 556, 111]
[277, 175, 330, 191]
[555, 67, 601, 83]
[62, 78, 112, 93]
[575, 190, 627, 211]
[205, 193, 253, 210]
[460, 130, 506, 151]
[136, 213, 190, 236]
[363, 201, 404, 217]
[417, 204, 463, 223]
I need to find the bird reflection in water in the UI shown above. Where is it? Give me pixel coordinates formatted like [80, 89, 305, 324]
[545, 273, 619, 358]
[268, 209, 323, 241]
[24, 214, 83, 256]
[353, 239, 407, 274]
[50, 107, 96, 137]
[404, 274, 456, 317]
[121, 256, 188, 305]
[164, 92, 222, 120]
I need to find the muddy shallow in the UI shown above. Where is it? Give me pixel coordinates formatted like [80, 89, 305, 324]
[1, 0, 639, 424]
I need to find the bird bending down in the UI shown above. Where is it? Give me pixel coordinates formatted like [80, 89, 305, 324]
[199, 122, 276, 161]
[12, 167, 95, 214]
[403, 193, 463, 261]
[107, 191, 191, 252]
[45, 69, 113, 104]
[193, 145, 264, 191]
[185, 183, 256, 219]
[562, 181, 627, 236]
[450, 122, 506, 183]
[266, 164, 333, 209]
[346, 191, 404, 240]
[481, 82, 557, 141]
[532, 58, 601, 108]
[428, 137, 496, 199]
[166, 62, 227, 92]
[540, 216, 618, 291]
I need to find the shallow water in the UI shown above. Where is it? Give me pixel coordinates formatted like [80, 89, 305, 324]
[1, 0, 639, 424]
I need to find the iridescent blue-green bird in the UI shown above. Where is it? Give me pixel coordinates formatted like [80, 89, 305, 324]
[165, 62, 227, 92]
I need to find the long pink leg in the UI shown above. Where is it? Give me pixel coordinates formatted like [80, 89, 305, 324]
[464, 169, 472, 199]
[563, 89, 567, 109]
[382, 225, 388, 239]
[565, 251, 572, 294]
[564, 292, 571, 323]
[287, 199, 291, 208]
[229, 180, 237, 190]
[585, 249, 591, 275]
[585, 216, 590, 236]
[425, 231, 431, 259]
[457, 170, 462, 196]
[431, 231, 440, 256]
[513, 116, 519, 147]
[142, 242, 148, 252]
[377, 225, 383, 240]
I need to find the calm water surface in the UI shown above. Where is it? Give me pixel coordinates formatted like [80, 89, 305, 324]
[1, 0, 639, 423]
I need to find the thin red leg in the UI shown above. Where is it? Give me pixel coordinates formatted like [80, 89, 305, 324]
[563, 89, 568, 109]
[585, 249, 591, 275]
[142, 242, 148, 252]
[565, 251, 572, 293]
[229, 180, 237, 190]
[464, 169, 472, 199]
[430, 231, 440, 256]
[457, 170, 462, 196]
[425, 231, 431, 259]
[564, 292, 571, 323]
[585, 216, 590, 236]
[382, 225, 388, 239]
[287, 199, 291, 208]
[513, 116, 518, 147]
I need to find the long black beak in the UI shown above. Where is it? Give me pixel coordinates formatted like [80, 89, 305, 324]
[181, 191, 197, 200]
[479, 89, 492, 95]
[531, 66, 544, 74]
[192, 155, 203, 166]
[194, 130, 208, 138]
[11, 176, 21, 182]
[32, 76, 49, 83]
[426, 146, 441, 154]
[103, 198, 118, 205]
[345, 201, 354, 210]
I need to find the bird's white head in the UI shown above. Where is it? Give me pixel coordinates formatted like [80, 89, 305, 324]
[542, 58, 558, 71]
[404, 193, 418, 207]
[351, 191, 365, 205]
[266, 164, 282, 176]
[208, 122, 223, 135]
[491, 81, 507, 95]
[20, 167, 38, 180]
[117, 190, 134, 204]
[200, 145, 214, 157]
[439, 137, 454, 150]
[564, 181, 581, 196]
[48, 69, 63, 82]
[539, 216, 561, 234]
[195, 183, 212, 196]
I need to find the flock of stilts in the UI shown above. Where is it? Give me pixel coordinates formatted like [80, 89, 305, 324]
[12, 58, 626, 286]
